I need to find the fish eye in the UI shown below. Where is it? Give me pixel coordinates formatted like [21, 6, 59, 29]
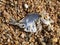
[27, 27, 29, 30]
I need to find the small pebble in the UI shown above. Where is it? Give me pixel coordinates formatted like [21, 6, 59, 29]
[7, 39, 10, 42]
[29, 37, 35, 42]
[21, 33, 26, 38]
[24, 4, 29, 9]
[51, 38, 58, 43]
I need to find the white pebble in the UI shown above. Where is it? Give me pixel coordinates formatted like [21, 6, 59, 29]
[7, 39, 10, 42]
[24, 4, 29, 9]
[21, 33, 26, 38]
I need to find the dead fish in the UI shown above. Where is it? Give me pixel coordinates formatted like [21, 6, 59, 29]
[9, 13, 39, 32]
